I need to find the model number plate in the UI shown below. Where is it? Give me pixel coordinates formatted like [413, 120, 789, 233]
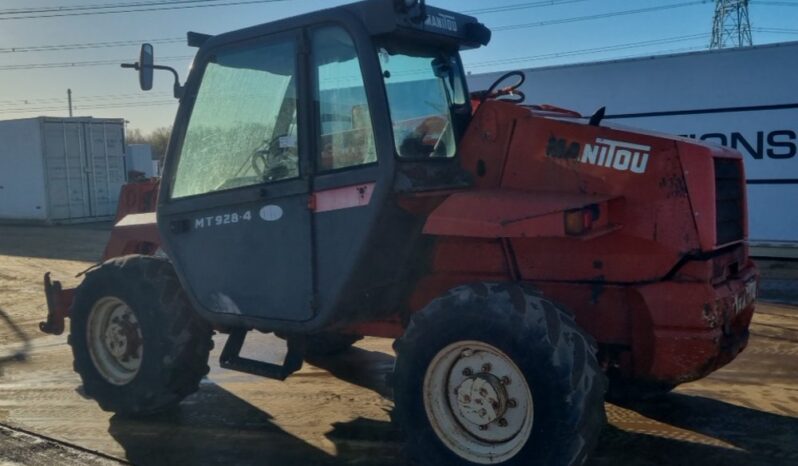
[194, 211, 252, 229]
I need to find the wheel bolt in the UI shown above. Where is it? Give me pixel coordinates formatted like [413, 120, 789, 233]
[498, 418, 508, 427]
[501, 376, 511, 385]
[463, 368, 473, 376]
[481, 363, 492, 373]
[508, 399, 517, 408]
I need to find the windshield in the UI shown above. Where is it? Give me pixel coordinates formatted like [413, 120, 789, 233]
[377, 44, 466, 159]
[171, 39, 299, 199]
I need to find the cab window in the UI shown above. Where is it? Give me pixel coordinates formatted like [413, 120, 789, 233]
[378, 44, 465, 159]
[171, 37, 299, 199]
[312, 26, 377, 171]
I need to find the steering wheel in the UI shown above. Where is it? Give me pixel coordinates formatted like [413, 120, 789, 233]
[475, 71, 526, 104]
[251, 135, 293, 181]
[399, 116, 449, 158]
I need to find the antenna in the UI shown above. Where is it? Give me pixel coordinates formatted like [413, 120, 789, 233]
[710, 0, 753, 49]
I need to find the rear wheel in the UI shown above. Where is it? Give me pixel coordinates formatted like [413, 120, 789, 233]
[393, 283, 606, 466]
[70, 255, 213, 416]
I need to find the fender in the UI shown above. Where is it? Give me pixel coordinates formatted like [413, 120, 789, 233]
[423, 189, 623, 239]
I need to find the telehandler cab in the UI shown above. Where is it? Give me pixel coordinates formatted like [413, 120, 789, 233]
[41, 1, 758, 464]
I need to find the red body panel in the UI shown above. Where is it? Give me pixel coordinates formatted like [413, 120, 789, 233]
[424, 189, 618, 239]
[405, 101, 758, 384]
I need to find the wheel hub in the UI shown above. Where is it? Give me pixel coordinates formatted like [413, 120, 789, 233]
[424, 340, 535, 464]
[87, 297, 143, 386]
[454, 373, 508, 426]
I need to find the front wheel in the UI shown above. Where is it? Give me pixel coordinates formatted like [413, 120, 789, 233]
[70, 255, 213, 416]
[393, 283, 606, 466]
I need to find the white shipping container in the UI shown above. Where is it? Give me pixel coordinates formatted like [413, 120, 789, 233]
[0, 117, 126, 222]
[468, 41, 798, 258]
[126, 144, 156, 178]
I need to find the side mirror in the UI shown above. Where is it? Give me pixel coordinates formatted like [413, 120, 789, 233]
[139, 44, 154, 91]
[122, 43, 184, 98]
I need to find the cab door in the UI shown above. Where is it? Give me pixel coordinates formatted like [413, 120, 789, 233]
[158, 32, 315, 322]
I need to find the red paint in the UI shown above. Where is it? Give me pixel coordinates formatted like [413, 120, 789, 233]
[311, 183, 375, 213]
[405, 100, 758, 385]
[424, 189, 618, 239]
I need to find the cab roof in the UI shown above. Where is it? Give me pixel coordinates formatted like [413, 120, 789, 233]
[189, 0, 491, 51]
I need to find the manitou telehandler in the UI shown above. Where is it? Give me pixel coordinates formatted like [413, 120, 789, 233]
[40, 1, 758, 464]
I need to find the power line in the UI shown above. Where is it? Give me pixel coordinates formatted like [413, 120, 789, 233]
[0, 55, 193, 71]
[464, 0, 588, 15]
[0, 1, 708, 54]
[465, 33, 710, 68]
[0, 92, 172, 107]
[492, 1, 707, 32]
[0, 0, 289, 21]
[0, 37, 183, 54]
[0, 0, 219, 15]
[754, 27, 798, 34]
[0, 99, 177, 115]
[754, 1, 798, 6]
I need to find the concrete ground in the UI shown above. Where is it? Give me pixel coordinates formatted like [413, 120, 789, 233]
[0, 223, 796, 465]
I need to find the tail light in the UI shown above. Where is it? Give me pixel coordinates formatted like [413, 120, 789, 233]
[565, 204, 600, 236]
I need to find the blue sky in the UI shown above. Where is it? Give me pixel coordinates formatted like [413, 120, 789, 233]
[0, 0, 796, 132]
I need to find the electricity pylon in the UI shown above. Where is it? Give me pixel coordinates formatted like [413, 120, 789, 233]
[710, 0, 753, 49]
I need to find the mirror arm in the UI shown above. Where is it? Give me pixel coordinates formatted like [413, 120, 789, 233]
[153, 65, 185, 99]
[120, 62, 185, 99]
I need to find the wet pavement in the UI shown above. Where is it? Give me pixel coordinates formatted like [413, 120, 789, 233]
[0, 306, 796, 466]
[0, 224, 797, 465]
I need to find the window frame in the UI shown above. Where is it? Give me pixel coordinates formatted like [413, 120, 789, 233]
[163, 29, 310, 204]
[310, 24, 381, 176]
[376, 39, 472, 163]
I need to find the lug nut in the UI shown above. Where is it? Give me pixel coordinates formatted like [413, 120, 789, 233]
[479, 424, 488, 431]
[463, 368, 473, 376]
[501, 376, 511, 385]
[508, 399, 518, 408]
[498, 418, 508, 427]
[481, 363, 492, 372]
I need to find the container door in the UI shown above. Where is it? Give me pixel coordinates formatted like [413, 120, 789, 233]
[158, 32, 315, 322]
[83, 121, 126, 217]
[43, 121, 91, 220]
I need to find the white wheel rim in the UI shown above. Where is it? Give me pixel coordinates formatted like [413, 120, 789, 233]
[87, 297, 143, 386]
[423, 341, 534, 464]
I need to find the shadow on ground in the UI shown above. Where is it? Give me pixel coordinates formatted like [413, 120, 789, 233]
[596, 393, 798, 465]
[103, 346, 798, 465]
[108, 382, 404, 466]
[0, 224, 111, 261]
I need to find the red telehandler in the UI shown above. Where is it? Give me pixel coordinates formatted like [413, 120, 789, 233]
[41, 1, 758, 464]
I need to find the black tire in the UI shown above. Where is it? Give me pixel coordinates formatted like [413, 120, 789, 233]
[69, 255, 213, 416]
[393, 283, 607, 466]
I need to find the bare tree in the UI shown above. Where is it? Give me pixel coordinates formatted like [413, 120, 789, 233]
[126, 126, 172, 161]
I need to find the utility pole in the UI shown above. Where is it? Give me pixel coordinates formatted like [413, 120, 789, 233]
[710, 0, 753, 49]
[67, 89, 73, 117]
